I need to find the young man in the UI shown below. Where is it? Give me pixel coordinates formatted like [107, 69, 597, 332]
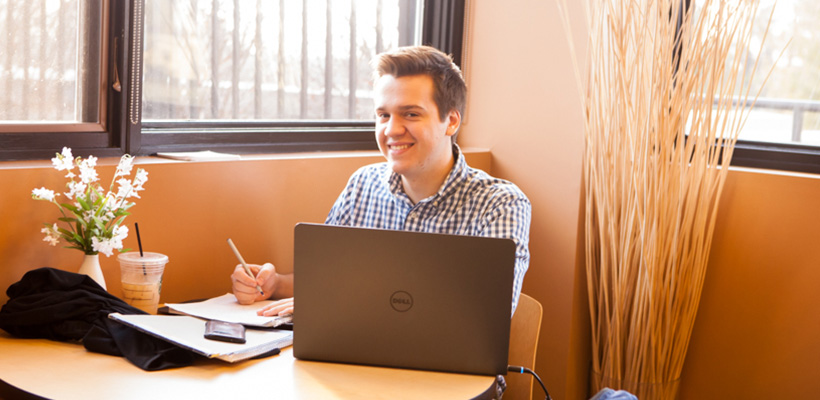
[232, 45, 531, 318]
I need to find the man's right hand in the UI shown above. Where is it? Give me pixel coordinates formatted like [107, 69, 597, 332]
[231, 262, 278, 304]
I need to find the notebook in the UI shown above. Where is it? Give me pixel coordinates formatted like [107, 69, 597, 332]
[292, 223, 515, 376]
[108, 313, 293, 363]
[165, 293, 292, 328]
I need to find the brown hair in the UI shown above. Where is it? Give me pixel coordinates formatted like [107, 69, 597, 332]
[373, 46, 466, 127]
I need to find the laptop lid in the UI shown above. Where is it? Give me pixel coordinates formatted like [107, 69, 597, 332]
[292, 223, 515, 376]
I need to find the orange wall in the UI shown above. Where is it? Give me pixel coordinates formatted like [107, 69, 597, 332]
[460, 1, 588, 399]
[463, 1, 820, 399]
[3, 2, 820, 398]
[679, 169, 820, 399]
[0, 151, 490, 306]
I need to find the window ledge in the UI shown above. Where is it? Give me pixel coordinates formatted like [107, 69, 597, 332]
[730, 165, 820, 181]
[0, 148, 492, 171]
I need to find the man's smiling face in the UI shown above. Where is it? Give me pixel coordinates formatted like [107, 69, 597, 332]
[373, 74, 458, 182]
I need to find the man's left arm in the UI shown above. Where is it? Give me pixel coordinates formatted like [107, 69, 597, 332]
[480, 195, 532, 315]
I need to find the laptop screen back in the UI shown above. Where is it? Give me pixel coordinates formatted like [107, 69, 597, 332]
[292, 223, 515, 376]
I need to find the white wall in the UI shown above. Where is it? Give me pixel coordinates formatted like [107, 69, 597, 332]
[458, 1, 588, 398]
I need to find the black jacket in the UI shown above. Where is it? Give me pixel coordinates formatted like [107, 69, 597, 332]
[0, 267, 197, 370]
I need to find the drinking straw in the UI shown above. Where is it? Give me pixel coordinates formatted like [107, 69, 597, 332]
[135, 222, 146, 275]
[135, 222, 144, 257]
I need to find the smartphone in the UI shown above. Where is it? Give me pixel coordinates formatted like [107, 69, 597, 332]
[204, 320, 246, 344]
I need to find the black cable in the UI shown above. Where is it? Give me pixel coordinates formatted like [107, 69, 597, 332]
[507, 365, 552, 400]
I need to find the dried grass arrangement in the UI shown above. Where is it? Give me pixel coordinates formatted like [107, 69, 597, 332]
[556, 0, 776, 398]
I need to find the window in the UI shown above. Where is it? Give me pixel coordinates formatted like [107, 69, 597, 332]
[697, 0, 820, 173]
[0, 0, 117, 159]
[143, 1, 418, 121]
[0, 0, 465, 160]
[138, 0, 426, 155]
[0, 0, 103, 124]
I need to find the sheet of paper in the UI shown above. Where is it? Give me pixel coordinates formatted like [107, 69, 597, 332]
[155, 151, 241, 161]
[108, 313, 292, 362]
[164, 293, 292, 328]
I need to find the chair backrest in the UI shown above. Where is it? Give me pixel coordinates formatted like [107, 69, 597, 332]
[505, 293, 543, 400]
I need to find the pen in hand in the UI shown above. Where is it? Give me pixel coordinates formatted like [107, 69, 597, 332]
[227, 238, 265, 296]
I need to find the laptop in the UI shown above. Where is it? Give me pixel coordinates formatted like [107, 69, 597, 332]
[292, 223, 515, 376]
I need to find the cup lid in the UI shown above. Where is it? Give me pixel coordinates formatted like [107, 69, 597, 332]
[117, 251, 169, 264]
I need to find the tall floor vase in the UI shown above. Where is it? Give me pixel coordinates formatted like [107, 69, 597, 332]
[78, 254, 106, 290]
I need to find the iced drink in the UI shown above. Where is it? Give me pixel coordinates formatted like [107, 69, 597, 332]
[117, 252, 168, 314]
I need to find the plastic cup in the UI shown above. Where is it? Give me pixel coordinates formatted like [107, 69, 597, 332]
[117, 252, 169, 314]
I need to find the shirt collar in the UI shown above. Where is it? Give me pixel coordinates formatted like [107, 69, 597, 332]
[387, 144, 467, 206]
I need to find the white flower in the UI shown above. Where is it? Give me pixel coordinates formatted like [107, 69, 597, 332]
[78, 156, 99, 184]
[116, 178, 135, 199]
[133, 169, 148, 192]
[88, 187, 101, 204]
[51, 147, 74, 171]
[104, 207, 116, 222]
[91, 237, 116, 257]
[40, 223, 60, 246]
[115, 154, 134, 177]
[51, 147, 76, 178]
[33, 148, 147, 257]
[113, 225, 129, 242]
[82, 210, 95, 224]
[115, 168, 148, 200]
[95, 195, 116, 222]
[32, 187, 56, 202]
[91, 225, 129, 257]
[64, 180, 87, 200]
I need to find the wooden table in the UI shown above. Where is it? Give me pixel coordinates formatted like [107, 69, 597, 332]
[0, 332, 496, 400]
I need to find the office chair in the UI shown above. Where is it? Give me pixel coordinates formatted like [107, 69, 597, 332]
[505, 293, 543, 400]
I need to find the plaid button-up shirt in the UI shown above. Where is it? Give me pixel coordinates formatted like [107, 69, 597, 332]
[325, 145, 532, 313]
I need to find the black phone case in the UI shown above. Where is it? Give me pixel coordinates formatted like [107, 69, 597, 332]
[204, 320, 246, 344]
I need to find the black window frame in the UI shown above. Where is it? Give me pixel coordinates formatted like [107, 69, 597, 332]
[9, 1, 816, 174]
[0, 0, 124, 161]
[0, 0, 466, 161]
[730, 141, 820, 174]
[680, 0, 820, 174]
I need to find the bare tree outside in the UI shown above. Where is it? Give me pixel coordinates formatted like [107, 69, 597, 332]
[0, 0, 95, 123]
[5, 0, 820, 149]
[694, 0, 820, 145]
[141, 0, 419, 122]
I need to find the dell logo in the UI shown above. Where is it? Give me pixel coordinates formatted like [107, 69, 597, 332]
[390, 291, 413, 312]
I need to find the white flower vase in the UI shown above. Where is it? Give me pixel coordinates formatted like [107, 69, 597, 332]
[79, 254, 107, 290]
